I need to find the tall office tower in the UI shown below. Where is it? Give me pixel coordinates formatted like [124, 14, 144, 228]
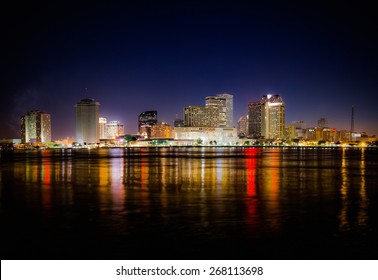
[216, 93, 233, 127]
[248, 101, 264, 138]
[237, 115, 248, 136]
[99, 117, 107, 139]
[263, 94, 285, 139]
[138, 110, 158, 138]
[74, 98, 100, 144]
[248, 94, 285, 139]
[20, 110, 51, 143]
[106, 121, 125, 139]
[184, 105, 219, 127]
[206, 95, 227, 127]
[317, 117, 328, 128]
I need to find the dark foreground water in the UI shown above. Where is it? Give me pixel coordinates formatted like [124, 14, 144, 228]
[1, 147, 377, 260]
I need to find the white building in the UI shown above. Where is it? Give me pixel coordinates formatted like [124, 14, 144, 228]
[174, 127, 238, 145]
[106, 121, 125, 139]
[74, 98, 100, 144]
[99, 117, 107, 139]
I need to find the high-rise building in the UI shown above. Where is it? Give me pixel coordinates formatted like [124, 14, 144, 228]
[106, 121, 125, 139]
[206, 95, 227, 127]
[248, 94, 285, 139]
[216, 93, 233, 127]
[317, 117, 328, 128]
[205, 93, 233, 128]
[237, 115, 248, 137]
[74, 98, 100, 144]
[248, 100, 265, 138]
[184, 106, 219, 127]
[99, 117, 107, 139]
[284, 124, 296, 140]
[292, 120, 307, 139]
[21, 110, 51, 143]
[264, 94, 285, 139]
[138, 110, 158, 138]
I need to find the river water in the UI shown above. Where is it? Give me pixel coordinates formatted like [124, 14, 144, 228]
[1, 147, 377, 260]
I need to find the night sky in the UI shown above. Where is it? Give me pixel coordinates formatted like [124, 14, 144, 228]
[1, 1, 377, 139]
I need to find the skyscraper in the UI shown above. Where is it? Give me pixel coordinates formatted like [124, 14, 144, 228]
[317, 117, 328, 128]
[216, 93, 233, 128]
[237, 115, 248, 137]
[248, 94, 285, 139]
[21, 110, 51, 143]
[205, 93, 233, 128]
[138, 110, 158, 138]
[184, 105, 219, 127]
[248, 100, 265, 138]
[74, 98, 100, 144]
[264, 94, 285, 139]
[206, 95, 227, 127]
[99, 117, 107, 139]
[106, 121, 125, 138]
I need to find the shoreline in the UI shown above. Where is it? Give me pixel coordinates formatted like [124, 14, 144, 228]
[2, 144, 377, 152]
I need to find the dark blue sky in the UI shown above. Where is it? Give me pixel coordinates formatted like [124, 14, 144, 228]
[1, 1, 377, 139]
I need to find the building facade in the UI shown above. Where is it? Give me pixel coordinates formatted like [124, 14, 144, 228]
[216, 93, 233, 127]
[106, 121, 125, 139]
[237, 115, 248, 137]
[206, 95, 227, 127]
[174, 117, 185, 127]
[20, 110, 51, 143]
[205, 93, 233, 128]
[74, 98, 100, 144]
[151, 122, 173, 138]
[317, 117, 328, 128]
[264, 94, 285, 139]
[248, 101, 264, 138]
[292, 120, 307, 139]
[248, 94, 285, 139]
[174, 127, 238, 145]
[99, 117, 107, 139]
[138, 110, 158, 138]
[184, 106, 219, 127]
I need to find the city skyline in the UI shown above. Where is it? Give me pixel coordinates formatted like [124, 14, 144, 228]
[13, 93, 373, 144]
[1, 1, 377, 139]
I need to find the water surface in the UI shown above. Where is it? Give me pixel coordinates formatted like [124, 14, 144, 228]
[1, 147, 377, 259]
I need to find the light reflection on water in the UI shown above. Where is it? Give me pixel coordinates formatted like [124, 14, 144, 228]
[1, 147, 378, 259]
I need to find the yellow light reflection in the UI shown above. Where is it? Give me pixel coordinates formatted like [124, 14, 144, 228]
[260, 149, 281, 232]
[339, 148, 349, 231]
[357, 148, 368, 230]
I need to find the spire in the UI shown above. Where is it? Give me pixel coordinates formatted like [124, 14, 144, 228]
[350, 105, 355, 141]
[351, 105, 355, 133]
